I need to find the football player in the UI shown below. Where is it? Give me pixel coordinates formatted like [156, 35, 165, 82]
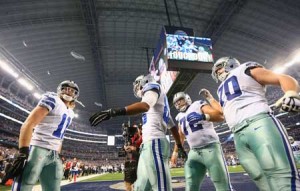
[208, 56, 300, 191]
[90, 74, 187, 191]
[171, 92, 234, 191]
[2, 80, 79, 191]
[289, 136, 300, 165]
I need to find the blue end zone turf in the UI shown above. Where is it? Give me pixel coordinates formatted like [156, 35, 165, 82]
[61, 173, 259, 191]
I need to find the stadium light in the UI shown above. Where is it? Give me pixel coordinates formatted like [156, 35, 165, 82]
[273, 66, 287, 74]
[0, 112, 24, 125]
[0, 95, 30, 114]
[285, 53, 300, 67]
[33, 92, 42, 99]
[272, 49, 300, 73]
[17, 78, 34, 91]
[0, 60, 19, 78]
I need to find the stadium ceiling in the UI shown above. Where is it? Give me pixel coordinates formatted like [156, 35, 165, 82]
[0, 0, 299, 133]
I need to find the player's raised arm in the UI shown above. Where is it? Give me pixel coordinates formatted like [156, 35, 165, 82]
[249, 65, 300, 112]
[200, 101, 224, 122]
[199, 88, 223, 114]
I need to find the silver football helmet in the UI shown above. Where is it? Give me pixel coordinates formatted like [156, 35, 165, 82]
[173, 92, 192, 112]
[57, 80, 79, 101]
[133, 74, 155, 98]
[212, 57, 240, 83]
[288, 136, 295, 144]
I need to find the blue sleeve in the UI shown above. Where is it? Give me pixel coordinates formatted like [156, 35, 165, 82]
[38, 93, 56, 111]
[142, 83, 161, 97]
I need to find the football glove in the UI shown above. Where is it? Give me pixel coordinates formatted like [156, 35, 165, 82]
[89, 108, 126, 126]
[199, 88, 214, 102]
[177, 144, 188, 162]
[1, 147, 29, 185]
[275, 91, 300, 112]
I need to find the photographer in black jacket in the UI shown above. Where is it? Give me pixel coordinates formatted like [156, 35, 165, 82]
[123, 124, 142, 191]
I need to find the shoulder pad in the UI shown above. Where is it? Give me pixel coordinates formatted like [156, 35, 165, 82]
[142, 82, 161, 96]
[38, 92, 57, 111]
[243, 61, 264, 69]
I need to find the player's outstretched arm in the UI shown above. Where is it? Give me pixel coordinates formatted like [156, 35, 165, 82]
[89, 102, 150, 126]
[201, 104, 224, 122]
[250, 67, 300, 112]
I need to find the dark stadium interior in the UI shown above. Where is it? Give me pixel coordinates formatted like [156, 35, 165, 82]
[0, 0, 299, 190]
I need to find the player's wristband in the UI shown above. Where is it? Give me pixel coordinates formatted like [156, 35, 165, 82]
[19, 147, 29, 157]
[110, 108, 126, 117]
[204, 114, 210, 121]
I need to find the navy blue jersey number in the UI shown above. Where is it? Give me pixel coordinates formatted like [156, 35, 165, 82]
[218, 75, 242, 107]
[53, 113, 71, 139]
[179, 112, 204, 136]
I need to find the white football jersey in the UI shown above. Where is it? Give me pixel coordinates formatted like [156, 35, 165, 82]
[31, 92, 74, 151]
[291, 141, 300, 164]
[217, 62, 270, 129]
[175, 100, 219, 148]
[141, 82, 175, 142]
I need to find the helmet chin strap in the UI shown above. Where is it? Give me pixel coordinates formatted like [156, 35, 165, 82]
[136, 90, 142, 98]
[62, 94, 73, 102]
[179, 105, 188, 112]
[218, 72, 229, 82]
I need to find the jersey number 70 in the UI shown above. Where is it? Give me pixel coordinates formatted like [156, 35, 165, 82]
[218, 75, 242, 107]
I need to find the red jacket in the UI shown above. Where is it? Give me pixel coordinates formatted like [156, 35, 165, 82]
[131, 134, 142, 148]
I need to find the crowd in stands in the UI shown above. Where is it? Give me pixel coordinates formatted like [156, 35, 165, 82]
[0, 86, 34, 111]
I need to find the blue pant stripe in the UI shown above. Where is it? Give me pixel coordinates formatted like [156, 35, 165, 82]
[270, 114, 298, 191]
[158, 139, 167, 191]
[152, 140, 161, 191]
[220, 147, 233, 190]
[12, 173, 22, 191]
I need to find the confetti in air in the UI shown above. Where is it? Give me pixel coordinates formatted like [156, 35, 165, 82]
[70, 51, 85, 61]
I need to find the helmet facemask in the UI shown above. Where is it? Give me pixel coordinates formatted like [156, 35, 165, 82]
[57, 81, 79, 102]
[133, 75, 144, 98]
[133, 74, 155, 98]
[212, 57, 240, 83]
[173, 92, 192, 112]
[288, 136, 294, 144]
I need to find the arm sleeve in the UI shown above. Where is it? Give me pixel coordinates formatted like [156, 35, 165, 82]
[141, 90, 159, 107]
[38, 93, 56, 112]
[142, 83, 161, 97]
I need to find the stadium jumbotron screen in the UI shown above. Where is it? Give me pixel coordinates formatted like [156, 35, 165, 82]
[166, 34, 213, 63]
